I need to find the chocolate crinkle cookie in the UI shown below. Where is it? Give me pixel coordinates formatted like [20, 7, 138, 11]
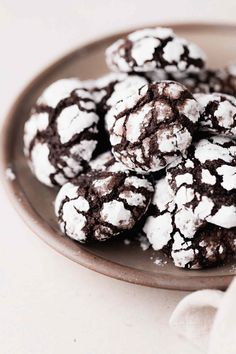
[167, 136, 236, 229]
[106, 27, 206, 74]
[106, 80, 200, 173]
[195, 92, 236, 137]
[171, 223, 236, 269]
[142, 177, 236, 269]
[55, 165, 154, 242]
[24, 79, 99, 187]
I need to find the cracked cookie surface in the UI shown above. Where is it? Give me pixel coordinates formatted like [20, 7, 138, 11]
[167, 136, 236, 229]
[85, 73, 149, 154]
[55, 166, 154, 242]
[106, 27, 206, 74]
[195, 92, 236, 137]
[90, 73, 148, 116]
[24, 79, 99, 187]
[106, 80, 200, 173]
[142, 177, 236, 269]
[88, 151, 128, 173]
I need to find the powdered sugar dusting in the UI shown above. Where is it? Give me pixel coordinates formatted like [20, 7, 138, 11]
[195, 93, 236, 137]
[106, 27, 206, 74]
[108, 81, 199, 173]
[101, 200, 132, 227]
[5, 167, 15, 181]
[37, 78, 81, 108]
[138, 235, 150, 251]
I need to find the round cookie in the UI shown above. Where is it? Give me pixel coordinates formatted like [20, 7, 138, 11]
[24, 79, 99, 187]
[106, 80, 200, 173]
[171, 222, 236, 269]
[55, 169, 154, 242]
[167, 136, 236, 229]
[106, 27, 206, 74]
[195, 92, 236, 137]
[142, 177, 236, 269]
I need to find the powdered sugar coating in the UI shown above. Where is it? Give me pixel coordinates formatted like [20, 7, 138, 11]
[55, 169, 154, 242]
[170, 224, 236, 269]
[88, 73, 149, 154]
[24, 81, 99, 187]
[90, 73, 148, 115]
[88, 151, 128, 174]
[37, 78, 82, 108]
[30, 143, 57, 186]
[167, 136, 236, 229]
[207, 206, 236, 229]
[106, 27, 206, 74]
[107, 81, 200, 173]
[90, 73, 127, 108]
[195, 93, 236, 137]
[143, 178, 175, 250]
[100, 200, 132, 227]
[105, 75, 147, 108]
[142, 176, 236, 269]
[5, 167, 16, 181]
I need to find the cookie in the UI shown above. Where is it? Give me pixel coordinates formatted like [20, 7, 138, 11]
[55, 169, 154, 242]
[171, 222, 236, 269]
[106, 27, 206, 74]
[195, 93, 236, 137]
[167, 136, 236, 229]
[24, 79, 99, 187]
[106, 80, 200, 173]
[142, 177, 236, 269]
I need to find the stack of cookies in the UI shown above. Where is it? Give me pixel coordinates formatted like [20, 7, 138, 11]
[23, 27, 236, 269]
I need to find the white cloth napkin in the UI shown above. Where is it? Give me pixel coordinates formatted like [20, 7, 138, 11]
[169, 277, 236, 354]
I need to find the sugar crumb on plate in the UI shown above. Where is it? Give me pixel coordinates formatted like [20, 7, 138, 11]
[5, 167, 16, 181]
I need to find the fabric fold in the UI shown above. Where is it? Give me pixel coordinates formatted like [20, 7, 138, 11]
[169, 277, 236, 354]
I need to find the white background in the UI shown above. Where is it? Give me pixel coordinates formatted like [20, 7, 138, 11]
[0, 1, 235, 353]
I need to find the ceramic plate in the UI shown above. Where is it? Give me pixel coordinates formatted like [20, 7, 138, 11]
[1, 23, 236, 291]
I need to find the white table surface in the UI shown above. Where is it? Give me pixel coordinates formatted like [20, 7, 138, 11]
[0, 1, 235, 353]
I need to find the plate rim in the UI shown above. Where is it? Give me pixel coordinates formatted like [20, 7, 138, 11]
[1, 22, 235, 291]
